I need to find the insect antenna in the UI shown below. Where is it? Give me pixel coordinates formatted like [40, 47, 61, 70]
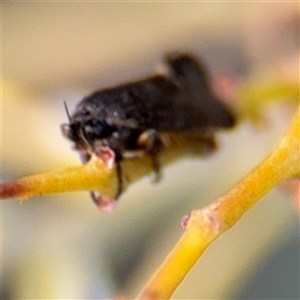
[63, 100, 72, 122]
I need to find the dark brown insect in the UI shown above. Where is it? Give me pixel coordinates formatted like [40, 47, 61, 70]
[61, 53, 235, 207]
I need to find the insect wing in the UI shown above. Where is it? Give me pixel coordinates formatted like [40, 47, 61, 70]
[76, 75, 233, 133]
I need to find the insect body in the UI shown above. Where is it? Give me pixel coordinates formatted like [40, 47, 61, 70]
[61, 53, 235, 207]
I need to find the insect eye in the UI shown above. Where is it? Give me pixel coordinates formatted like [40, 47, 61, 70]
[83, 120, 115, 141]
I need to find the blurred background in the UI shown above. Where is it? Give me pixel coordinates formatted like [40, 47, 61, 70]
[2, 2, 299, 299]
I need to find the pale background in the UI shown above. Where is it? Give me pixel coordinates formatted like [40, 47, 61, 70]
[2, 2, 299, 299]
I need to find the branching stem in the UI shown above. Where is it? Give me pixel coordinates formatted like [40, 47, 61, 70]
[136, 107, 299, 299]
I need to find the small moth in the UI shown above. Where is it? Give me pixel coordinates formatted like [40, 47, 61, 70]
[61, 53, 235, 207]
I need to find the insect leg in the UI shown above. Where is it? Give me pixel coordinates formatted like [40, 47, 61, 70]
[137, 129, 164, 183]
[114, 158, 123, 199]
[149, 153, 162, 183]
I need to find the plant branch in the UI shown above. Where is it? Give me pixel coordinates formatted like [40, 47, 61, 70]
[136, 106, 299, 299]
[0, 134, 215, 202]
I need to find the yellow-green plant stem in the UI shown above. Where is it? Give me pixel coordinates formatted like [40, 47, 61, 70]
[137, 107, 299, 300]
[0, 134, 212, 201]
[237, 80, 299, 122]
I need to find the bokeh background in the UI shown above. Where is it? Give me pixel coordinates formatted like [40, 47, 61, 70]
[2, 2, 299, 299]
